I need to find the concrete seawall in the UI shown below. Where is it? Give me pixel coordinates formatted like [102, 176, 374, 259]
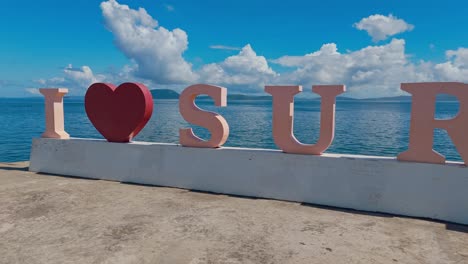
[29, 138, 468, 225]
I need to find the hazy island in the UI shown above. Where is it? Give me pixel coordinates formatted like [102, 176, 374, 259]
[149, 89, 458, 102]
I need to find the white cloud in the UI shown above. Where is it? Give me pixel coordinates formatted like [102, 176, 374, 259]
[354, 14, 414, 42]
[99, 1, 276, 92]
[44, 42, 464, 98]
[164, 4, 174, 12]
[25, 88, 41, 95]
[36, 2, 468, 99]
[35, 79, 47, 85]
[199, 44, 277, 92]
[445, 48, 468, 68]
[100, 0, 197, 85]
[433, 48, 468, 82]
[63, 64, 105, 88]
[35, 64, 105, 94]
[272, 39, 435, 98]
[209, 45, 241, 51]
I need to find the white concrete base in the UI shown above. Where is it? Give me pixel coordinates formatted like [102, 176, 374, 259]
[29, 138, 468, 225]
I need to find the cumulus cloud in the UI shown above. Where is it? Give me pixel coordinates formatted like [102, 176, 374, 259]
[446, 48, 468, 68]
[35, 64, 106, 94]
[199, 44, 277, 92]
[433, 48, 468, 82]
[100, 0, 197, 84]
[63, 64, 105, 88]
[272, 39, 435, 97]
[36, 2, 468, 98]
[354, 14, 414, 42]
[271, 40, 468, 98]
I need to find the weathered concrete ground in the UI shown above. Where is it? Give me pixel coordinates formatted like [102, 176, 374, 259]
[0, 162, 467, 264]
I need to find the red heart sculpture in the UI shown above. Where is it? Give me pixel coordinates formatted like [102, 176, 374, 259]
[85, 82, 153, 142]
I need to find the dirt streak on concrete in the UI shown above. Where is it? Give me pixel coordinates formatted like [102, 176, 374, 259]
[0, 162, 467, 264]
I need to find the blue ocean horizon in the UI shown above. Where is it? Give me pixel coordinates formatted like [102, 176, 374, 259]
[0, 97, 462, 162]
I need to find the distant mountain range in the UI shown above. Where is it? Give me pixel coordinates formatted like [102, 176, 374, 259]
[149, 89, 459, 102]
[150, 89, 179, 99]
[16, 89, 458, 102]
[149, 89, 272, 100]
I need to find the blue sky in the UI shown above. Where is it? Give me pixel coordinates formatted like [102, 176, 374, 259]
[1, 0, 467, 97]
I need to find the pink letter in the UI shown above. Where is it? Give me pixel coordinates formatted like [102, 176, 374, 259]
[40, 88, 70, 139]
[179, 84, 229, 148]
[265, 85, 345, 155]
[397, 82, 468, 165]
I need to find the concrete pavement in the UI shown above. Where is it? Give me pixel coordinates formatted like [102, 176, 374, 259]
[1, 162, 467, 264]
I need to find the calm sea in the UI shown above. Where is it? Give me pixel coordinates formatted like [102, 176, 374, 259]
[0, 97, 462, 162]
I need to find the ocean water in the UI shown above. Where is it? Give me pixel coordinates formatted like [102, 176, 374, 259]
[0, 97, 462, 162]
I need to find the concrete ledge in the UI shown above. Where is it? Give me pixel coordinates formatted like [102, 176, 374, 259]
[29, 138, 468, 224]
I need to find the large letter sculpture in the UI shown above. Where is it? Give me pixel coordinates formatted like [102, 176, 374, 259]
[85, 82, 153, 143]
[265, 85, 345, 155]
[397, 82, 468, 165]
[40, 88, 70, 139]
[179, 84, 229, 148]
